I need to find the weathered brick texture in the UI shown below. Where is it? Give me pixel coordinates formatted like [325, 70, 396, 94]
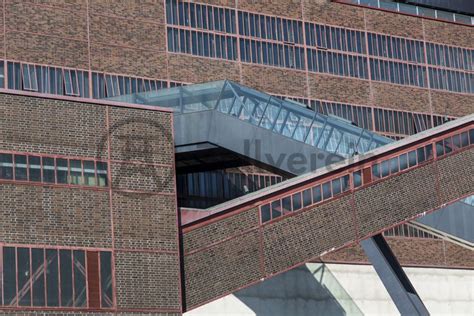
[262, 195, 356, 276]
[183, 207, 259, 253]
[184, 229, 261, 308]
[0, 93, 108, 158]
[0, 184, 111, 247]
[108, 106, 174, 165]
[113, 192, 178, 251]
[111, 162, 175, 193]
[183, 143, 473, 309]
[354, 163, 439, 238]
[436, 148, 474, 204]
[115, 251, 181, 310]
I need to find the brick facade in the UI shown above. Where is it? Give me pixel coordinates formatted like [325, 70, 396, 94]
[182, 145, 474, 309]
[0, 92, 180, 314]
[0, 0, 471, 118]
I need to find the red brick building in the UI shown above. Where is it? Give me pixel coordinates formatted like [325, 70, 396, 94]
[0, 0, 472, 314]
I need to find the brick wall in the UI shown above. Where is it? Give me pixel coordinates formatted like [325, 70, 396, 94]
[0, 92, 180, 313]
[182, 146, 474, 310]
[1, 0, 471, 119]
[321, 237, 474, 269]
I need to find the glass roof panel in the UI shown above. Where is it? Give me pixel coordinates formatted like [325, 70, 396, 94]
[107, 79, 391, 157]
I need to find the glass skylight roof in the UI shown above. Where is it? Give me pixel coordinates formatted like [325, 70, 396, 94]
[107, 80, 390, 158]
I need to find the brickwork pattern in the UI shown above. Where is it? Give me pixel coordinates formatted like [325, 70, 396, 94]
[1, 0, 472, 118]
[0, 184, 111, 247]
[112, 193, 178, 251]
[354, 163, 439, 238]
[0, 93, 108, 158]
[436, 148, 474, 204]
[263, 195, 356, 275]
[184, 229, 261, 308]
[115, 252, 181, 310]
[183, 207, 259, 253]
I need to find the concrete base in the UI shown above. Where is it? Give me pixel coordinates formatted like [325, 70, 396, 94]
[185, 263, 474, 316]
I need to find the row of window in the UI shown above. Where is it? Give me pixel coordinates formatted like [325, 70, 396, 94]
[260, 127, 474, 224]
[367, 33, 424, 64]
[167, 27, 238, 61]
[428, 67, 474, 94]
[3, 61, 182, 100]
[177, 170, 283, 209]
[261, 174, 350, 222]
[306, 23, 366, 54]
[165, 1, 473, 94]
[426, 43, 473, 71]
[369, 58, 427, 87]
[6, 62, 89, 97]
[383, 223, 439, 239]
[0, 246, 112, 309]
[92, 72, 178, 99]
[308, 49, 368, 79]
[239, 11, 304, 44]
[0, 153, 108, 187]
[166, 0, 236, 33]
[240, 38, 305, 70]
[283, 97, 453, 138]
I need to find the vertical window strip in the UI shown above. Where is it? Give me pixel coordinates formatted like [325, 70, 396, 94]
[0, 246, 113, 309]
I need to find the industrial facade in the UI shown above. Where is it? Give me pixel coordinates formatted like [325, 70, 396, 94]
[0, 0, 472, 315]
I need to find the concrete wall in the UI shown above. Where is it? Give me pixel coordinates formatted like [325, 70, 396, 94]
[186, 263, 474, 316]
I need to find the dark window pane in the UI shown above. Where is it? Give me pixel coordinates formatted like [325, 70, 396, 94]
[469, 129, 474, 145]
[416, 148, 426, 165]
[46, 249, 59, 306]
[444, 138, 453, 154]
[42, 157, 55, 183]
[32, 248, 46, 306]
[83, 161, 96, 186]
[312, 185, 322, 203]
[381, 160, 390, 177]
[372, 163, 381, 179]
[3, 247, 17, 306]
[353, 170, 362, 187]
[460, 132, 469, 147]
[14, 155, 27, 181]
[70, 160, 82, 185]
[408, 150, 417, 167]
[29, 156, 41, 182]
[261, 204, 270, 222]
[56, 159, 68, 184]
[18, 248, 31, 306]
[322, 181, 332, 200]
[425, 144, 434, 160]
[436, 141, 444, 157]
[303, 188, 312, 207]
[390, 157, 399, 174]
[399, 154, 408, 171]
[332, 178, 341, 195]
[0, 153, 13, 180]
[292, 192, 302, 210]
[97, 162, 108, 187]
[271, 200, 281, 219]
[452, 134, 461, 149]
[282, 196, 292, 214]
[342, 175, 350, 192]
[60, 250, 73, 307]
[73, 250, 87, 307]
[100, 252, 113, 308]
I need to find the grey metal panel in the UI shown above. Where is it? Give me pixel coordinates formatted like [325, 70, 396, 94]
[416, 202, 474, 243]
